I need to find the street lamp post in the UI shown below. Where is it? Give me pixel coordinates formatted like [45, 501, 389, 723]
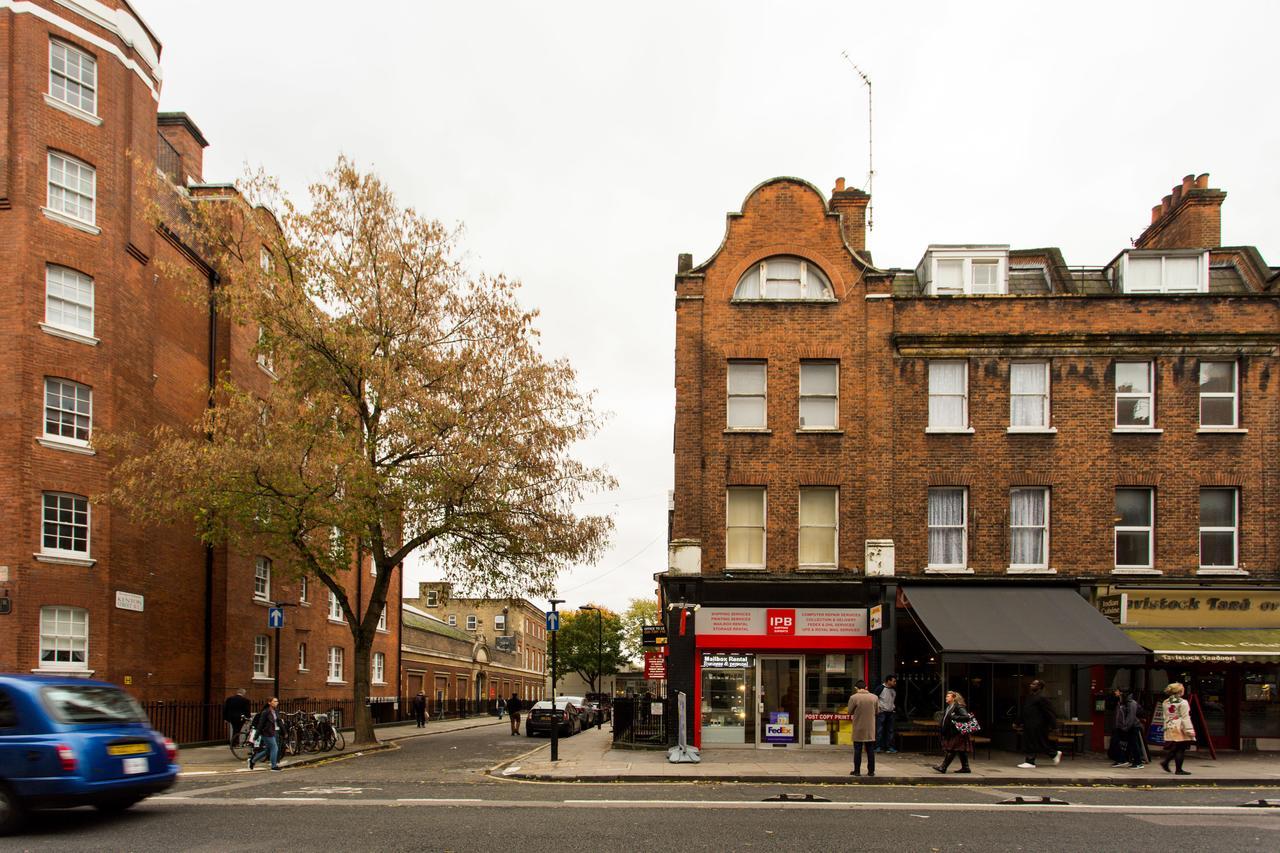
[548, 598, 564, 761]
[579, 605, 603, 729]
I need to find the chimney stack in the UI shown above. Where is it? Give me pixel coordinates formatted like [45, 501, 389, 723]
[1135, 172, 1226, 250]
[829, 176, 870, 252]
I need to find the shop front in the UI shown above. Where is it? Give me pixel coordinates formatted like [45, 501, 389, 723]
[694, 607, 870, 749]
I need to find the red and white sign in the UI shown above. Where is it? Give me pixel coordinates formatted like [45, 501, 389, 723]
[644, 652, 667, 680]
[766, 609, 795, 635]
[694, 607, 869, 650]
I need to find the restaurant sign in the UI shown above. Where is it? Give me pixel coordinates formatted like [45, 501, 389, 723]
[1110, 589, 1280, 628]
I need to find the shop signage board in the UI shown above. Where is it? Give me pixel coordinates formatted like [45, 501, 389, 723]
[695, 607, 868, 637]
[644, 652, 667, 679]
[1097, 594, 1126, 624]
[701, 652, 754, 669]
[869, 604, 883, 632]
[642, 624, 668, 647]
[763, 712, 794, 744]
[1113, 590, 1280, 627]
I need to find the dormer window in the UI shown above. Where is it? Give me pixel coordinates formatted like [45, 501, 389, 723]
[917, 246, 1009, 296]
[733, 256, 834, 301]
[1118, 250, 1207, 294]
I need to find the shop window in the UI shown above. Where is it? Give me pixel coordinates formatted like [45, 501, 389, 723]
[1241, 671, 1279, 740]
[803, 654, 863, 746]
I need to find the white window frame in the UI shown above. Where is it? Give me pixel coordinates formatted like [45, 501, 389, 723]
[253, 557, 271, 602]
[1114, 361, 1155, 430]
[919, 250, 1009, 296]
[253, 635, 269, 678]
[725, 486, 766, 570]
[466, 614, 477, 631]
[38, 606, 88, 671]
[48, 39, 98, 118]
[377, 606, 388, 632]
[299, 575, 309, 603]
[44, 265, 95, 341]
[40, 492, 89, 559]
[726, 361, 767, 430]
[328, 590, 343, 623]
[448, 614, 457, 627]
[1008, 487, 1050, 572]
[732, 256, 835, 301]
[494, 614, 506, 632]
[46, 151, 96, 227]
[327, 646, 345, 683]
[426, 589, 439, 607]
[256, 326, 275, 375]
[927, 360, 970, 432]
[1120, 251, 1209, 294]
[372, 652, 386, 684]
[1198, 361, 1238, 429]
[298, 642, 308, 672]
[43, 377, 92, 446]
[1199, 488, 1239, 572]
[1114, 488, 1155, 573]
[798, 362, 838, 430]
[798, 486, 838, 570]
[1008, 362, 1051, 431]
[927, 487, 969, 572]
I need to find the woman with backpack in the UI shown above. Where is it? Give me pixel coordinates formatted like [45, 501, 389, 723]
[933, 690, 976, 774]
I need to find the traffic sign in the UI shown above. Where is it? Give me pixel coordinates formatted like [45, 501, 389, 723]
[545, 611, 559, 632]
[268, 606, 285, 629]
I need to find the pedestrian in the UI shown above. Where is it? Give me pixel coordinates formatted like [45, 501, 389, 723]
[248, 696, 282, 772]
[412, 691, 428, 729]
[874, 674, 898, 753]
[497, 697, 506, 720]
[507, 692, 523, 735]
[933, 690, 974, 774]
[1109, 688, 1144, 769]
[1159, 682, 1196, 775]
[847, 679, 879, 777]
[1016, 679, 1062, 769]
[222, 687, 250, 742]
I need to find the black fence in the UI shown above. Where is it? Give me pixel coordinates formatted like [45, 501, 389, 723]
[612, 695, 675, 749]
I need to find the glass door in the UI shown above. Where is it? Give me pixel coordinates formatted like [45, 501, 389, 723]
[757, 656, 802, 748]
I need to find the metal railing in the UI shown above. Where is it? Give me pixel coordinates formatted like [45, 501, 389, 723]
[156, 133, 183, 184]
[612, 695, 675, 749]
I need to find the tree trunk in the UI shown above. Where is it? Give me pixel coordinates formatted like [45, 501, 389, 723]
[351, 633, 376, 746]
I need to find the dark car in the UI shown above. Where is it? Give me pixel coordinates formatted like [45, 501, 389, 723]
[585, 693, 613, 723]
[525, 699, 584, 738]
[0, 675, 179, 834]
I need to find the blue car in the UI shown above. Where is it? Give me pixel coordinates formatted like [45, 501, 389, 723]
[0, 675, 179, 834]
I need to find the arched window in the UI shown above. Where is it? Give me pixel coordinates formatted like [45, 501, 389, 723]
[733, 256, 834, 301]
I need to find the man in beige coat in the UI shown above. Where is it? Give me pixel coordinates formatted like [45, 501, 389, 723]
[848, 680, 880, 777]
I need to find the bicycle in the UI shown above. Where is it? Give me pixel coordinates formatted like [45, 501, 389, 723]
[314, 709, 345, 752]
[229, 714, 254, 761]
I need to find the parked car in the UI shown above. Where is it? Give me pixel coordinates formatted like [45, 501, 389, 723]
[525, 699, 584, 738]
[556, 696, 592, 727]
[0, 675, 179, 835]
[585, 692, 613, 723]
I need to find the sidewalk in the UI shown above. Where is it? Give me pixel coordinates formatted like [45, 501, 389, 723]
[179, 716, 505, 774]
[497, 727, 1280, 787]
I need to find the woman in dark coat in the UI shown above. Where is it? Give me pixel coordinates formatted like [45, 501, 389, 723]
[933, 690, 973, 774]
[1017, 679, 1062, 769]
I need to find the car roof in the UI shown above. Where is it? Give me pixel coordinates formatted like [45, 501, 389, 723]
[0, 674, 122, 693]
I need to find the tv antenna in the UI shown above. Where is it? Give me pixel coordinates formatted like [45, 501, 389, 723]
[840, 51, 874, 231]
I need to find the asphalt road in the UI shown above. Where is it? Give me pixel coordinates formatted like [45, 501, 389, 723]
[9, 725, 1280, 851]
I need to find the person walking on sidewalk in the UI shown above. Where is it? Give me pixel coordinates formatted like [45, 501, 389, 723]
[874, 675, 898, 753]
[248, 697, 282, 772]
[847, 680, 879, 777]
[1159, 682, 1196, 775]
[412, 691, 428, 729]
[1109, 688, 1144, 768]
[933, 690, 973, 774]
[507, 692, 523, 735]
[496, 697, 506, 720]
[1017, 679, 1062, 769]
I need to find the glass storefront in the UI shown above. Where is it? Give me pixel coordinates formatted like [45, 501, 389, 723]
[700, 662, 755, 745]
[1241, 670, 1279, 739]
[803, 654, 862, 746]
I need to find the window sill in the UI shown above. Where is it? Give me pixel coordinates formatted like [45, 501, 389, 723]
[1197, 568, 1249, 576]
[925, 427, 974, 434]
[796, 565, 839, 572]
[33, 552, 95, 567]
[731, 297, 838, 305]
[1112, 428, 1162, 434]
[44, 93, 103, 126]
[252, 676, 273, 683]
[724, 566, 767, 573]
[36, 437, 96, 455]
[723, 428, 771, 435]
[1112, 567, 1161, 575]
[376, 628, 389, 634]
[372, 680, 388, 686]
[924, 566, 974, 574]
[1197, 427, 1247, 434]
[299, 600, 311, 607]
[326, 679, 348, 686]
[1007, 566, 1056, 575]
[251, 597, 272, 607]
[796, 428, 843, 435]
[256, 361, 278, 380]
[328, 617, 345, 625]
[1006, 427, 1057, 434]
[31, 667, 94, 677]
[298, 667, 310, 673]
[39, 323, 99, 346]
[42, 207, 100, 235]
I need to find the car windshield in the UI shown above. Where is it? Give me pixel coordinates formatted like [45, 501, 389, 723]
[532, 700, 569, 710]
[41, 685, 148, 724]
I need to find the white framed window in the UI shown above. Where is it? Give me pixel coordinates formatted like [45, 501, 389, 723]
[298, 642, 308, 671]
[327, 646, 345, 682]
[1199, 488, 1238, 571]
[918, 249, 1008, 296]
[448, 614, 457, 627]
[726, 487, 766, 569]
[927, 487, 967, 569]
[426, 589, 439, 607]
[799, 362, 838, 429]
[260, 247, 273, 274]
[254, 557, 271, 601]
[1009, 488, 1049, 570]
[372, 652, 386, 684]
[44, 265, 94, 337]
[39, 606, 88, 670]
[1120, 252, 1207, 294]
[41, 492, 89, 557]
[726, 361, 766, 429]
[466, 614, 477, 631]
[253, 635, 269, 678]
[377, 606, 388, 631]
[1115, 361, 1154, 428]
[927, 361, 968, 430]
[299, 575, 308, 603]
[1009, 362, 1049, 429]
[1115, 488, 1154, 571]
[1199, 361, 1237, 428]
[328, 590, 343, 622]
[49, 39, 97, 115]
[495, 614, 506, 632]
[47, 151, 96, 225]
[256, 327, 274, 373]
[43, 378, 92, 444]
[733, 256, 834, 300]
[798, 487, 837, 569]
[971, 260, 1000, 294]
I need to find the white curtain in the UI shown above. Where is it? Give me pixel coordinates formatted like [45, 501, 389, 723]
[928, 362, 966, 428]
[1164, 256, 1200, 292]
[1010, 363, 1047, 427]
[928, 488, 965, 566]
[1125, 257, 1162, 292]
[1010, 488, 1046, 566]
[764, 258, 801, 298]
[935, 258, 964, 292]
[727, 488, 764, 566]
[799, 488, 836, 565]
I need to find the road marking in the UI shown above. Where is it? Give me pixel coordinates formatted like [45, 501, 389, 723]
[253, 797, 328, 802]
[395, 798, 484, 803]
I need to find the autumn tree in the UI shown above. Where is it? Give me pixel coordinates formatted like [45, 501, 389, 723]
[555, 606, 625, 694]
[100, 159, 613, 745]
[619, 597, 661, 665]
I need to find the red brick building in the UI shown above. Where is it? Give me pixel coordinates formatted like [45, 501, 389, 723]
[662, 172, 1280, 753]
[0, 0, 400, 720]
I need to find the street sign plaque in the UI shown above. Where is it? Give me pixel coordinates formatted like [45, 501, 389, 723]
[545, 611, 559, 632]
[641, 624, 667, 647]
[268, 606, 285, 629]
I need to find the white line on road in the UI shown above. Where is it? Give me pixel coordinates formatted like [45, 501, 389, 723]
[395, 798, 484, 803]
[253, 797, 329, 802]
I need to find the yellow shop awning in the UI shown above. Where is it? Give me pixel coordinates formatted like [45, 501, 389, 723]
[1122, 628, 1280, 663]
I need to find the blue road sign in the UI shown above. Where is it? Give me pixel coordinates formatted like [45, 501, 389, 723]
[545, 611, 559, 632]
[268, 606, 285, 629]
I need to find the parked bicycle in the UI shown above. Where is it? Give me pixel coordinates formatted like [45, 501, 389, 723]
[229, 714, 254, 761]
[314, 709, 345, 752]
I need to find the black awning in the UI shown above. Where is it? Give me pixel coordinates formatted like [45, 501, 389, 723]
[904, 585, 1148, 665]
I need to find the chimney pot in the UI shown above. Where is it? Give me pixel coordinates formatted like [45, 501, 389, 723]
[677, 253, 693, 274]
[834, 177, 846, 193]
[1181, 174, 1195, 193]
[1161, 195, 1172, 215]
[1151, 204, 1163, 225]
[1195, 173, 1209, 189]
[1171, 185, 1182, 206]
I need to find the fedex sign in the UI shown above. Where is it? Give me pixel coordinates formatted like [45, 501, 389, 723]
[766, 609, 795, 635]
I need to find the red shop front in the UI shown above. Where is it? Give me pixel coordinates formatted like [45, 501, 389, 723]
[693, 607, 871, 749]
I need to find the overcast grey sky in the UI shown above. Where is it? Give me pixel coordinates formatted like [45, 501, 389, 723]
[135, 0, 1280, 613]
